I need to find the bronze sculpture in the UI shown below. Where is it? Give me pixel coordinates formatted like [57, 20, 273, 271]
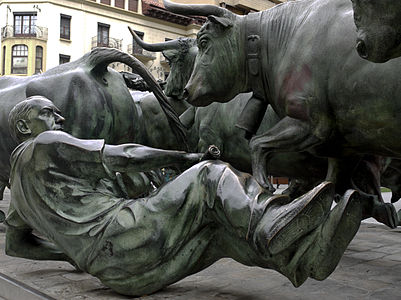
[5, 96, 363, 296]
[351, 0, 401, 62]
[0, 47, 185, 202]
[163, 0, 401, 228]
[129, 24, 401, 222]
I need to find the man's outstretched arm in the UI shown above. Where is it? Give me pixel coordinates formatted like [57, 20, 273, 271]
[102, 144, 204, 173]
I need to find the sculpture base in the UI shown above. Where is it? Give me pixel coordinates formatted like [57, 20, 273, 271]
[0, 189, 401, 299]
[0, 272, 54, 300]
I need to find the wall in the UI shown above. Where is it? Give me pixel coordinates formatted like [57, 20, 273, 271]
[1, 0, 201, 79]
[173, 0, 279, 11]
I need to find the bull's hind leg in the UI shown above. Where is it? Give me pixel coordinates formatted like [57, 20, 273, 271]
[250, 117, 322, 191]
[327, 157, 398, 228]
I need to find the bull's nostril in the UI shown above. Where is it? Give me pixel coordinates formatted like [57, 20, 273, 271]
[356, 40, 368, 58]
[183, 88, 189, 99]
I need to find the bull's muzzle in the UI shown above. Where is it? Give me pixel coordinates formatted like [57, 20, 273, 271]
[182, 88, 189, 100]
[356, 39, 369, 59]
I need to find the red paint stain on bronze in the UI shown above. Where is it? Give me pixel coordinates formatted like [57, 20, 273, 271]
[278, 65, 312, 121]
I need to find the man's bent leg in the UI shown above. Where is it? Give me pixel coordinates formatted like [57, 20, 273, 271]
[279, 190, 362, 286]
[90, 161, 338, 296]
[211, 165, 335, 259]
[88, 161, 231, 296]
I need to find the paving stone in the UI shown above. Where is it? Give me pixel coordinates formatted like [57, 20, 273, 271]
[368, 286, 401, 300]
[346, 251, 388, 261]
[372, 245, 401, 254]
[1, 189, 401, 299]
[382, 252, 401, 262]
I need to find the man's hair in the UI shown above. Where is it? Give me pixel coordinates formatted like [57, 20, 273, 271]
[8, 96, 49, 142]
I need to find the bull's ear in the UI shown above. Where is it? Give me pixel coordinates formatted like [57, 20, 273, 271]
[208, 15, 233, 28]
[16, 120, 31, 136]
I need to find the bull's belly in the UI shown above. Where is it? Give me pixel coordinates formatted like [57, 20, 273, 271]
[333, 119, 401, 157]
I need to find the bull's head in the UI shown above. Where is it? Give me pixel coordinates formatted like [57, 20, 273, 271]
[163, 39, 198, 99]
[163, 0, 247, 107]
[129, 27, 197, 99]
[351, 0, 401, 62]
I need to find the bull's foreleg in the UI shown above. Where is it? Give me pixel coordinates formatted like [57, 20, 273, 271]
[250, 117, 321, 192]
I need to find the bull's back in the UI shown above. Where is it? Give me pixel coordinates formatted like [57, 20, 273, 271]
[271, 0, 401, 156]
[0, 77, 33, 186]
[0, 66, 138, 192]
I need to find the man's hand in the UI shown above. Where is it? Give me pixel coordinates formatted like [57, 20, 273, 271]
[200, 145, 221, 161]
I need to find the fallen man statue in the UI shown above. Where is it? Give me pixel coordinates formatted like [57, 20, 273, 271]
[5, 96, 364, 296]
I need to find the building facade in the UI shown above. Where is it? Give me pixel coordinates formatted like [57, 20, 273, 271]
[0, 0, 283, 79]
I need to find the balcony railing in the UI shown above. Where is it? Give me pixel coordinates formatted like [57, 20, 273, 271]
[1, 25, 48, 41]
[127, 44, 156, 61]
[91, 36, 122, 50]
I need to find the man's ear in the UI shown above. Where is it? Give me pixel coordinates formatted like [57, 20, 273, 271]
[208, 15, 233, 28]
[16, 120, 31, 136]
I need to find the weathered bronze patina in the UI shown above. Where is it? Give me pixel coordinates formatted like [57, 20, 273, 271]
[130, 24, 401, 225]
[351, 0, 401, 62]
[0, 47, 185, 202]
[6, 96, 363, 296]
[128, 28, 326, 194]
[163, 0, 401, 228]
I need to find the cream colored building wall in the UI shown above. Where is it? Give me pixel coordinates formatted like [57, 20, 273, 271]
[1, 0, 201, 79]
[229, 0, 275, 10]
[172, 0, 280, 11]
[1, 38, 47, 75]
[1, 0, 286, 78]
[0, 1, 49, 75]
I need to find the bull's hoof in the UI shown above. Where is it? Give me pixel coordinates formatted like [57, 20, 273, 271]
[266, 181, 276, 194]
[282, 179, 314, 200]
[256, 177, 276, 193]
[398, 209, 401, 227]
[391, 193, 401, 203]
[265, 181, 334, 255]
[372, 203, 398, 229]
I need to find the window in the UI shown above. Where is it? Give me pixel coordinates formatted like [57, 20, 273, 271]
[128, 0, 138, 12]
[2, 46, 5, 75]
[97, 23, 110, 47]
[60, 14, 71, 40]
[35, 46, 43, 74]
[100, 0, 111, 5]
[11, 45, 28, 74]
[14, 13, 37, 36]
[59, 54, 70, 65]
[132, 31, 144, 54]
[115, 0, 124, 9]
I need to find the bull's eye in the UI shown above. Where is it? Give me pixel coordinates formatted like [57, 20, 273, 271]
[199, 39, 208, 50]
[353, 11, 361, 23]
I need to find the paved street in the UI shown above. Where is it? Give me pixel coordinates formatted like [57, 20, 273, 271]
[0, 188, 400, 300]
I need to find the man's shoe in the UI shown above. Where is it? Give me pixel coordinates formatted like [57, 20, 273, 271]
[260, 181, 334, 255]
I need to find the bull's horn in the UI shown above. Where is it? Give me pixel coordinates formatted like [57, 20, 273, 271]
[89, 47, 188, 150]
[128, 26, 181, 52]
[163, 0, 230, 17]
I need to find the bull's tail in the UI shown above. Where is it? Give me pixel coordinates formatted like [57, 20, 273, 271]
[87, 47, 188, 150]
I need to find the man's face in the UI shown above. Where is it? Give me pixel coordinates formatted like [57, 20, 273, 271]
[26, 99, 65, 137]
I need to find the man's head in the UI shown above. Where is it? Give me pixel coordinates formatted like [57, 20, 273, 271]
[8, 96, 65, 143]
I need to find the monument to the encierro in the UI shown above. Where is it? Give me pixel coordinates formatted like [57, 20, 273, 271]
[1, 0, 401, 297]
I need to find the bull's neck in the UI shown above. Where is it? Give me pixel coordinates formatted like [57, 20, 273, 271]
[243, 3, 306, 111]
[243, 11, 266, 100]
